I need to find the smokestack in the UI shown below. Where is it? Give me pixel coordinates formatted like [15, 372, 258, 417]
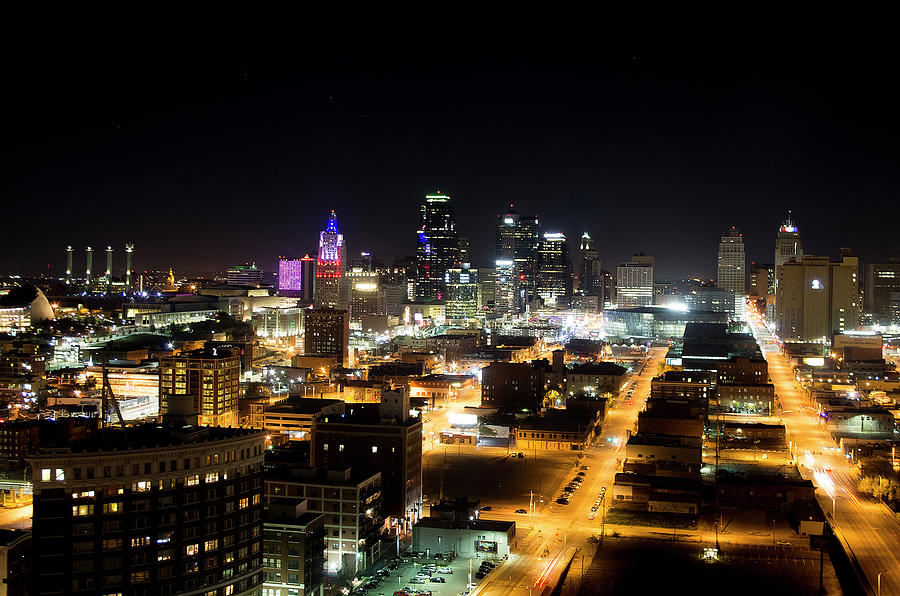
[85, 246, 93, 293]
[65, 246, 73, 286]
[125, 243, 134, 292]
[105, 246, 113, 292]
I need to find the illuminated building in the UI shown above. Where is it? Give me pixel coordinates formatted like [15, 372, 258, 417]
[578, 232, 601, 296]
[264, 465, 382, 575]
[865, 258, 900, 325]
[84, 246, 93, 293]
[125, 242, 134, 292]
[716, 227, 745, 293]
[444, 264, 479, 321]
[493, 260, 516, 314]
[315, 211, 347, 309]
[303, 308, 349, 366]
[65, 245, 73, 286]
[253, 306, 303, 338]
[347, 269, 382, 321]
[495, 206, 540, 311]
[774, 212, 803, 294]
[226, 263, 264, 287]
[159, 346, 241, 427]
[28, 423, 265, 596]
[776, 251, 859, 341]
[104, 245, 113, 293]
[749, 263, 772, 299]
[535, 232, 571, 306]
[415, 193, 460, 302]
[262, 500, 326, 596]
[616, 255, 654, 308]
[685, 286, 741, 320]
[278, 256, 303, 295]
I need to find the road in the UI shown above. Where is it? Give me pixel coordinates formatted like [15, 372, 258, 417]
[749, 317, 900, 595]
[467, 347, 668, 596]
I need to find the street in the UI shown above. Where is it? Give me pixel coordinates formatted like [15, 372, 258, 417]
[750, 318, 900, 595]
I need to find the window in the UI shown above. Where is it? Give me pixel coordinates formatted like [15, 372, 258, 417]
[339, 444, 345, 452]
[56, 468, 65, 481]
[103, 502, 123, 514]
[73, 504, 94, 516]
[41, 468, 51, 481]
[205, 539, 218, 551]
[239, 497, 249, 509]
[372, 445, 378, 453]
[102, 538, 123, 549]
[132, 480, 152, 492]
[185, 543, 200, 556]
[186, 474, 200, 486]
[206, 472, 219, 483]
[131, 536, 151, 547]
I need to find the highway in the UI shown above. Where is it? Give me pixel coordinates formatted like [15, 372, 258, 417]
[749, 317, 900, 595]
[469, 347, 669, 596]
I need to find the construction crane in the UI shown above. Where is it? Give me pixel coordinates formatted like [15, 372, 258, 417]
[101, 367, 130, 447]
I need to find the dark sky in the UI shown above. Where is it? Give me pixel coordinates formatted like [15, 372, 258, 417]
[4, 24, 899, 279]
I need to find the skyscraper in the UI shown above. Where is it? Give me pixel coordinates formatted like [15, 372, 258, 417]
[415, 193, 460, 302]
[865, 258, 900, 325]
[578, 232, 601, 295]
[535, 232, 571, 306]
[717, 227, 746, 293]
[159, 346, 241, 427]
[445, 264, 479, 321]
[315, 210, 347, 309]
[495, 206, 540, 312]
[616, 255, 654, 308]
[774, 212, 803, 288]
[226, 263, 264, 287]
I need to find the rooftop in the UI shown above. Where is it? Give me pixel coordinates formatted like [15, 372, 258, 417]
[414, 517, 515, 532]
[30, 424, 262, 455]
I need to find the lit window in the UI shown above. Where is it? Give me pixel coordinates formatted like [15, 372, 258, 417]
[205, 539, 218, 551]
[185, 543, 200, 556]
[72, 504, 94, 516]
[371, 446, 378, 453]
[41, 469, 51, 481]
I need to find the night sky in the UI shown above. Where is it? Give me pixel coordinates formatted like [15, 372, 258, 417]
[4, 25, 899, 279]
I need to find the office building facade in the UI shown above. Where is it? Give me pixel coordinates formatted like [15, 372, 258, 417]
[227, 264, 265, 288]
[616, 256, 654, 308]
[315, 211, 347, 309]
[415, 193, 460, 302]
[717, 227, 746, 293]
[303, 308, 349, 366]
[159, 347, 241, 428]
[444, 265, 479, 321]
[28, 424, 266, 596]
[865, 258, 900, 325]
[535, 232, 570, 306]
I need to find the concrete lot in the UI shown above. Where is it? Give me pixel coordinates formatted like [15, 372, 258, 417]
[423, 445, 578, 513]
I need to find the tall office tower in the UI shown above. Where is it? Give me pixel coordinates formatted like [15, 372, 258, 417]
[300, 255, 317, 302]
[227, 263, 264, 287]
[493, 260, 516, 314]
[125, 242, 134, 292]
[495, 205, 541, 311]
[348, 268, 382, 322]
[29, 423, 265, 596]
[278, 256, 304, 297]
[65, 245, 73, 286]
[866, 258, 900, 325]
[104, 245, 114, 292]
[84, 246, 93, 293]
[159, 346, 241, 427]
[415, 193, 460, 302]
[776, 252, 859, 341]
[315, 211, 347, 308]
[348, 251, 374, 271]
[616, 255, 654, 308]
[830, 248, 860, 335]
[536, 232, 571, 306]
[304, 308, 350, 366]
[578, 232, 601, 295]
[458, 237, 470, 265]
[717, 227, 746, 293]
[444, 264, 479, 321]
[774, 212, 803, 291]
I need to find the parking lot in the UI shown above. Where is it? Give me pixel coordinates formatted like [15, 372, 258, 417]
[352, 551, 507, 596]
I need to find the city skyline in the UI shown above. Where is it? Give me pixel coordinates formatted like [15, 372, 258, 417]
[4, 33, 900, 277]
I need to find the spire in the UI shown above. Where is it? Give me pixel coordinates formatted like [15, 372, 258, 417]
[326, 210, 339, 234]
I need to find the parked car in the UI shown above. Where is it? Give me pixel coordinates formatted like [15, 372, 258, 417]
[409, 578, 427, 584]
[514, 508, 528, 514]
[437, 568, 453, 574]
[480, 506, 492, 511]
[430, 577, 446, 583]
[517, 452, 525, 458]
[580, 465, 590, 471]
[475, 572, 486, 580]
[556, 497, 569, 504]
[577, 471, 586, 476]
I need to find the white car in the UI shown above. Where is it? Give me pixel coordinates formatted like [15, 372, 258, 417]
[437, 568, 453, 574]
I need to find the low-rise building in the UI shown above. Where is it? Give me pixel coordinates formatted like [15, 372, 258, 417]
[412, 518, 515, 558]
[565, 362, 628, 397]
[515, 413, 598, 452]
[409, 374, 477, 407]
[625, 434, 702, 467]
[263, 398, 344, 442]
[716, 383, 776, 415]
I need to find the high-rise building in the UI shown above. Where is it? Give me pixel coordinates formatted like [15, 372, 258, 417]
[774, 212, 803, 292]
[536, 232, 571, 306]
[347, 269, 382, 322]
[776, 252, 859, 341]
[749, 263, 773, 300]
[865, 258, 900, 326]
[28, 423, 265, 596]
[315, 211, 347, 309]
[278, 256, 304, 296]
[125, 242, 134, 292]
[444, 264, 479, 321]
[65, 245, 73, 286]
[159, 346, 241, 427]
[616, 255, 654, 308]
[495, 206, 540, 311]
[85, 246, 93, 293]
[717, 227, 746, 293]
[577, 232, 601, 296]
[227, 263, 264, 287]
[415, 193, 460, 302]
[303, 308, 350, 366]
